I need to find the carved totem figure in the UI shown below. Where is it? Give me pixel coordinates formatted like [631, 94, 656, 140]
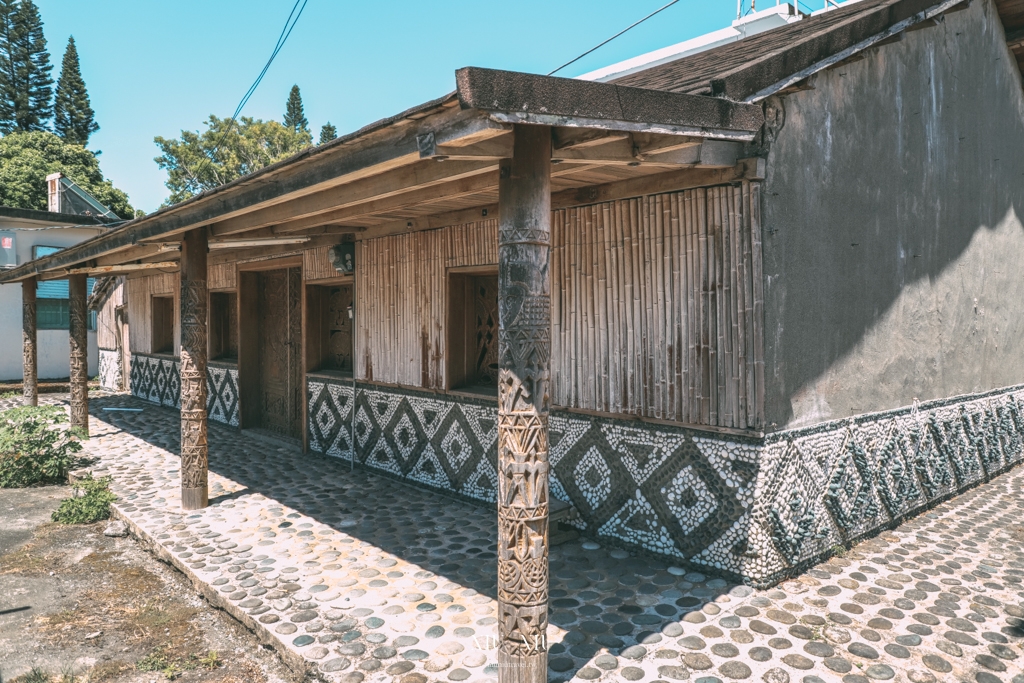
[496, 125, 551, 683]
[68, 274, 89, 435]
[22, 277, 37, 406]
[180, 229, 209, 509]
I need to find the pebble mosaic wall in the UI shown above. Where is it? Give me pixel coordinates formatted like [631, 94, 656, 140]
[98, 348, 121, 391]
[307, 378, 500, 503]
[753, 384, 1024, 585]
[308, 376, 1024, 587]
[129, 353, 239, 427]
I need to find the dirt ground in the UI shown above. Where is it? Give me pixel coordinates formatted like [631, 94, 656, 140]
[0, 486, 300, 683]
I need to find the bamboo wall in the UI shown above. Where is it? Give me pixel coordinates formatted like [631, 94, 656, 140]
[551, 184, 764, 429]
[209, 262, 236, 291]
[353, 219, 498, 388]
[123, 182, 764, 430]
[96, 279, 124, 350]
[126, 271, 178, 354]
[355, 184, 764, 429]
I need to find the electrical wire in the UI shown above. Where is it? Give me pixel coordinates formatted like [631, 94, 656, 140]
[548, 0, 683, 77]
[186, 0, 310, 193]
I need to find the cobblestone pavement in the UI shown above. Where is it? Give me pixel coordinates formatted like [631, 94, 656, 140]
[12, 393, 1024, 683]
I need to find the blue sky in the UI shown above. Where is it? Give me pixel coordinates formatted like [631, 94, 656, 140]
[36, 0, 741, 213]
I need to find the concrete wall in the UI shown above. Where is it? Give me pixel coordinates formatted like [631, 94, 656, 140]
[0, 223, 105, 381]
[761, 0, 1024, 430]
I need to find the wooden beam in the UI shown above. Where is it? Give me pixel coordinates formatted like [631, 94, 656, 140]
[553, 127, 630, 150]
[207, 234, 343, 266]
[208, 159, 496, 238]
[69, 262, 179, 275]
[271, 168, 501, 234]
[357, 159, 764, 241]
[1007, 27, 1024, 51]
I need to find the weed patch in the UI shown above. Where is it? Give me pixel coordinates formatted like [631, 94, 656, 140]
[51, 476, 115, 524]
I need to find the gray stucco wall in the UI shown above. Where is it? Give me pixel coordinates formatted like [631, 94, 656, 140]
[761, 0, 1024, 430]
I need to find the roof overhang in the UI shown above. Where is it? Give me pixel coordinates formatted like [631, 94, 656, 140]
[0, 206, 110, 228]
[0, 67, 764, 284]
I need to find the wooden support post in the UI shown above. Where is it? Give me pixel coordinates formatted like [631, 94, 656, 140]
[68, 274, 89, 435]
[180, 228, 209, 510]
[496, 124, 551, 683]
[22, 277, 37, 407]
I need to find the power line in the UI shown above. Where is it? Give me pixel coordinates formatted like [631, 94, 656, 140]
[548, 0, 683, 77]
[187, 0, 309, 193]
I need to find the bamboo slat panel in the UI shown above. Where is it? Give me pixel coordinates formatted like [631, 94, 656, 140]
[356, 220, 495, 389]
[96, 280, 123, 350]
[209, 262, 236, 291]
[550, 182, 764, 429]
[304, 246, 339, 282]
[126, 273, 180, 355]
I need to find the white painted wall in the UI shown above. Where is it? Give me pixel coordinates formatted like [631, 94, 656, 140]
[0, 219, 107, 381]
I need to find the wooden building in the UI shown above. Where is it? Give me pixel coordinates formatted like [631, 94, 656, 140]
[5, 0, 1024, 678]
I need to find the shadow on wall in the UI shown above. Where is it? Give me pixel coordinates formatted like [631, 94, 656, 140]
[760, 0, 1024, 429]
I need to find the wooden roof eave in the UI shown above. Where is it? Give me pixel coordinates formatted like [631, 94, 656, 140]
[0, 68, 764, 283]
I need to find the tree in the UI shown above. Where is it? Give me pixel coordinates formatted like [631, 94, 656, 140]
[53, 36, 97, 146]
[0, 0, 52, 133]
[319, 121, 336, 145]
[283, 84, 307, 134]
[154, 115, 312, 205]
[0, 0, 16, 130]
[0, 131, 133, 218]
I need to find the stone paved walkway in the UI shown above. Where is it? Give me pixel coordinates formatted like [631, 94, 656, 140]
[12, 393, 1024, 683]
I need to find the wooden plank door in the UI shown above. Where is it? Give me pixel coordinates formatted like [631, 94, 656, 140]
[257, 267, 302, 439]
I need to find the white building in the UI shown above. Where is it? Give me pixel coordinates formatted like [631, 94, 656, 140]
[0, 206, 111, 380]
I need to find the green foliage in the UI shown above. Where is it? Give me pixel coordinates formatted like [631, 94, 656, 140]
[154, 114, 311, 205]
[198, 651, 221, 670]
[51, 474, 115, 524]
[53, 36, 97, 146]
[0, 404, 83, 488]
[0, 131, 133, 217]
[319, 121, 337, 145]
[136, 649, 180, 680]
[0, 0, 53, 133]
[283, 84, 307, 134]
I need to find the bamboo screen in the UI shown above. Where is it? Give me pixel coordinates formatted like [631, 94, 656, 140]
[354, 182, 764, 429]
[551, 183, 764, 430]
[355, 221, 498, 389]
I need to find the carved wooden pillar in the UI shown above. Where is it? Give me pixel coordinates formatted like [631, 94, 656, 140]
[496, 124, 551, 683]
[22, 277, 37, 407]
[68, 274, 89, 436]
[180, 228, 209, 510]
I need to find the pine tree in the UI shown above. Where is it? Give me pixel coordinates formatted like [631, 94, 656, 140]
[319, 122, 336, 145]
[0, 0, 19, 131]
[0, 0, 52, 133]
[283, 84, 307, 134]
[54, 36, 98, 145]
